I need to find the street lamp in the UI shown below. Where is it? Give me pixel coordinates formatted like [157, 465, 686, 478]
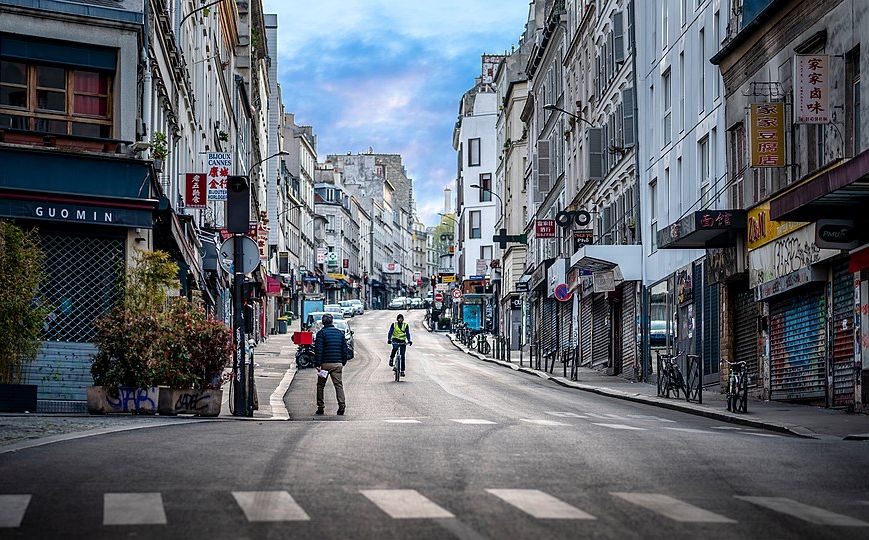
[542, 104, 597, 129]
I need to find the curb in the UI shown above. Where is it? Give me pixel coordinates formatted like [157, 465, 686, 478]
[445, 334, 819, 439]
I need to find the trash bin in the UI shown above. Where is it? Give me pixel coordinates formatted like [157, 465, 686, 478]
[278, 320, 288, 334]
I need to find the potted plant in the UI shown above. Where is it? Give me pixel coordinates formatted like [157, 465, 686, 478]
[151, 131, 168, 172]
[89, 250, 178, 414]
[0, 222, 50, 412]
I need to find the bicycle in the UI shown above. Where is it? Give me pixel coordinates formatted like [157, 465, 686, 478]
[473, 332, 491, 355]
[658, 353, 687, 400]
[391, 339, 410, 382]
[724, 360, 749, 413]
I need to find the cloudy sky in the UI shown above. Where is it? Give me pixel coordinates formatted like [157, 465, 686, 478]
[263, 1, 529, 225]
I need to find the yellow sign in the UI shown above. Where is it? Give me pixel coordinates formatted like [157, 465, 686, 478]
[746, 202, 807, 251]
[749, 103, 785, 168]
[441, 275, 457, 283]
[327, 273, 346, 280]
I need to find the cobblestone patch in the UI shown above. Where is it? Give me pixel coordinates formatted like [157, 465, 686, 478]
[0, 416, 173, 447]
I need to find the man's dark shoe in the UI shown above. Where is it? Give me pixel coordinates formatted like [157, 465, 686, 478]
[315, 408, 324, 415]
[389, 360, 394, 367]
[337, 406, 345, 415]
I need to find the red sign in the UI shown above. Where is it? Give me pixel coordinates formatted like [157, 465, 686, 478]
[343, 258, 349, 269]
[185, 173, 207, 209]
[434, 292, 444, 302]
[535, 219, 556, 239]
[451, 288, 463, 300]
[554, 283, 572, 302]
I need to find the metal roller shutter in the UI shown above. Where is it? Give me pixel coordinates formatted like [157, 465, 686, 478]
[543, 298, 557, 356]
[581, 294, 592, 366]
[769, 286, 826, 401]
[592, 293, 608, 369]
[732, 285, 759, 386]
[702, 281, 721, 384]
[831, 261, 855, 407]
[621, 282, 637, 379]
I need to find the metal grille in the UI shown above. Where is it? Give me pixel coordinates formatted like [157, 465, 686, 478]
[732, 284, 759, 386]
[831, 261, 855, 407]
[39, 232, 125, 343]
[591, 294, 608, 369]
[769, 286, 826, 401]
[580, 294, 592, 366]
[621, 282, 637, 380]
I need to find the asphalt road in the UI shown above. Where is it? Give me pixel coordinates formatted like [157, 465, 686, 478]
[2, 309, 868, 539]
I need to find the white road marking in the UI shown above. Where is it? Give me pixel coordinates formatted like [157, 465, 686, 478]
[546, 412, 589, 418]
[584, 413, 611, 419]
[361, 489, 454, 519]
[450, 419, 497, 425]
[665, 427, 716, 434]
[603, 413, 628, 420]
[710, 426, 743, 430]
[613, 493, 735, 523]
[232, 491, 310, 522]
[103, 493, 167, 525]
[592, 423, 647, 431]
[520, 419, 571, 426]
[486, 489, 596, 520]
[269, 365, 296, 420]
[0, 495, 31, 528]
[735, 497, 868, 526]
[627, 414, 677, 423]
[741, 432, 781, 438]
[384, 419, 422, 424]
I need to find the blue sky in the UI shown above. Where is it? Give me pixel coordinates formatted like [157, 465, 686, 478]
[263, 1, 529, 226]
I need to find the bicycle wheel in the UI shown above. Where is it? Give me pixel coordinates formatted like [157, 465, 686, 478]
[481, 340, 491, 355]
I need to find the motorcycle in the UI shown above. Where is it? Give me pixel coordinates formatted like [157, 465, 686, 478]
[292, 330, 315, 369]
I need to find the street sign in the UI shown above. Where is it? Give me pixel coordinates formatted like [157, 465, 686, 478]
[441, 274, 457, 283]
[434, 292, 444, 302]
[218, 236, 260, 274]
[451, 288, 463, 300]
[435, 283, 448, 291]
[185, 173, 207, 208]
[316, 247, 326, 264]
[206, 152, 231, 200]
[535, 219, 556, 238]
[554, 283, 573, 302]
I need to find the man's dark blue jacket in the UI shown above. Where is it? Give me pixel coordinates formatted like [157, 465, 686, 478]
[314, 324, 350, 367]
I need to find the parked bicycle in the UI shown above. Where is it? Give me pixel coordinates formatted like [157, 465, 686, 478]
[473, 332, 491, 355]
[657, 353, 687, 400]
[724, 360, 749, 413]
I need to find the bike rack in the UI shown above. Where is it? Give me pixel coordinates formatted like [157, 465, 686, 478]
[685, 354, 703, 404]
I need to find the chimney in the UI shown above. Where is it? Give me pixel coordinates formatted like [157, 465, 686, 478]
[443, 187, 453, 214]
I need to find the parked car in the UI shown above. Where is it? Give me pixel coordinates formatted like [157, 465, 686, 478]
[310, 318, 354, 352]
[340, 300, 363, 316]
[325, 303, 352, 318]
[388, 297, 408, 310]
[305, 311, 344, 329]
[347, 299, 365, 315]
[410, 297, 424, 309]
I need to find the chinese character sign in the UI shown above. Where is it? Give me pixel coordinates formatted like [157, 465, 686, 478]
[749, 103, 785, 168]
[206, 152, 232, 201]
[185, 173, 207, 209]
[535, 219, 556, 239]
[794, 54, 830, 124]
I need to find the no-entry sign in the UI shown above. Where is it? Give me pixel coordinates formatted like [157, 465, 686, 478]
[434, 292, 444, 302]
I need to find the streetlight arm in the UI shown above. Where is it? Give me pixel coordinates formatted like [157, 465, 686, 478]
[543, 104, 596, 129]
[180, 0, 226, 28]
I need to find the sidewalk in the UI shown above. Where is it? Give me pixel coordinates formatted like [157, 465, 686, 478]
[219, 332, 297, 420]
[446, 334, 869, 440]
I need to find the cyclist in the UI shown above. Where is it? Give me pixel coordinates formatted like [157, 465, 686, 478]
[387, 314, 412, 376]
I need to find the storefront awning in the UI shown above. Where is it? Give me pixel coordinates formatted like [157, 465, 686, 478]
[657, 210, 747, 249]
[771, 150, 869, 222]
[570, 244, 642, 281]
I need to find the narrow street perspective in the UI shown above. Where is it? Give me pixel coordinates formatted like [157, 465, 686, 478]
[2, 0, 869, 539]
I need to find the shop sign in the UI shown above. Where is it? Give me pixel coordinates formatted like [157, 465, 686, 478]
[815, 219, 859, 250]
[343, 258, 350, 269]
[794, 54, 830, 124]
[749, 103, 785, 168]
[185, 173, 207, 208]
[573, 229, 593, 251]
[756, 266, 826, 301]
[535, 219, 556, 239]
[325, 251, 339, 267]
[384, 262, 402, 274]
[748, 223, 838, 288]
[476, 259, 490, 274]
[327, 273, 346, 280]
[547, 258, 566, 298]
[316, 247, 326, 264]
[206, 152, 232, 200]
[515, 280, 529, 292]
[510, 298, 523, 309]
[746, 202, 807, 251]
[441, 274, 457, 283]
[567, 267, 581, 291]
[592, 271, 615, 292]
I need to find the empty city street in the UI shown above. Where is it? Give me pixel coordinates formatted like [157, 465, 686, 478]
[2, 311, 868, 539]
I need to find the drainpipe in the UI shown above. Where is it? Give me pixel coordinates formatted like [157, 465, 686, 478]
[142, 0, 152, 144]
[628, 0, 650, 381]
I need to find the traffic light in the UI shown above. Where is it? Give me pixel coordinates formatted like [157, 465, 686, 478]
[226, 175, 250, 233]
[430, 275, 437, 287]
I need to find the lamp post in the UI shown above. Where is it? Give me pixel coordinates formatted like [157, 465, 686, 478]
[542, 104, 596, 129]
[470, 184, 505, 353]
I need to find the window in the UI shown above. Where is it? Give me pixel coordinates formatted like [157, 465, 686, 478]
[729, 123, 746, 209]
[479, 173, 492, 202]
[480, 245, 492, 261]
[713, 12, 721, 100]
[469, 210, 481, 239]
[663, 167, 670, 222]
[698, 28, 706, 111]
[468, 138, 481, 166]
[0, 60, 112, 137]
[677, 157, 683, 214]
[847, 46, 861, 156]
[681, 0, 688, 26]
[679, 52, 685, 132]
[699, 136, 711, 207]
[650, 179, 658, 252]
[662, 69, 672, 145]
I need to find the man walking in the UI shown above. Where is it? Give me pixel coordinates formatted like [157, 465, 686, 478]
[313, 313, 349, 415]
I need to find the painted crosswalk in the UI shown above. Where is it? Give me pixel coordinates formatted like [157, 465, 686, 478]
[520, 418, 571, 426]
[450, 418, 497, 424]
[592, 423, 647, 431]
[612, 493, 735, 523]
[486, 489, 596, 519]
[3, 489, 867, 529]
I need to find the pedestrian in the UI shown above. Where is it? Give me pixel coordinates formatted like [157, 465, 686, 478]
[313, 313, 349, 415]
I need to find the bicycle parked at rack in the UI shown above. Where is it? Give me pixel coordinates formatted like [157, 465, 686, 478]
[657, 353, 687, 400]
[724, 360, 749, 413]
[472, 332, 491, 355]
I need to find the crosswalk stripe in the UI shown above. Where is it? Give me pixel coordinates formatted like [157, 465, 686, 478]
[665, 427, 716, 434]
[384, 419, 422, 424]
[450, 419, 497, 425]
[361, 489, 454, 519]
[486, 489, 596, 520]
[603, 413, 628, 420]
[520, 419, 571, 426]
[103, 493, 167, 525]
[546, 411, 589, 418]
[613, 493, 735, 523]
[232, 491, 310, 522]
[592, 423, 646, 431]
[735, 497, 869, 526]
[0, 495, 31, 528]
